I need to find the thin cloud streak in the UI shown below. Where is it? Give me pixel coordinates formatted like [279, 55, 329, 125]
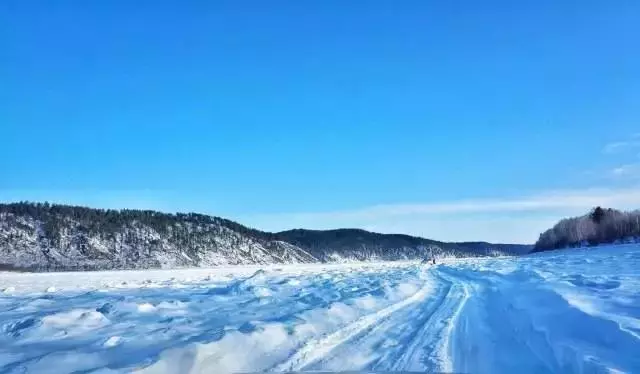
[611, 163, 640, 178]
[602, 138, 640, 154]
[256, 187, 640, 223]
[242, 187, 640, 243]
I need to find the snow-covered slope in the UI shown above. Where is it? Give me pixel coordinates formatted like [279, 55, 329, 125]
[0, 212, 314, 270]
[1, 244, 638, 373]
[0, 203, 523, 271]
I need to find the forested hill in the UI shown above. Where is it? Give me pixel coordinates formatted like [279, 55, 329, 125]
[454, 241, 532, 255]
[0, 202, 530, 271]
[533, 207, 640, 252]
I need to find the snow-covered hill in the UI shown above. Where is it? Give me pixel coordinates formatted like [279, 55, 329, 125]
[0, 210, 316, 270]
[0, 203, 529, 271]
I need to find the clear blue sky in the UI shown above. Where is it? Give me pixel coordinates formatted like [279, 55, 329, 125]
[2, 1, 640, 243]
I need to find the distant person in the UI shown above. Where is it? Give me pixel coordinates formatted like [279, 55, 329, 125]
[432, 258, 436, 265]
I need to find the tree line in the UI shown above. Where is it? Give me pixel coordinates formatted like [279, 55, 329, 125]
[534, 207, 640, 251]
[1, 201, 513, 261]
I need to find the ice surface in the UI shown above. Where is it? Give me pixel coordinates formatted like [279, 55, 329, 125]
[1, 245, 639, 373]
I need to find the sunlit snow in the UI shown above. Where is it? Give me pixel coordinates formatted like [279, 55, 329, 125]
[1, 245, 639, 373]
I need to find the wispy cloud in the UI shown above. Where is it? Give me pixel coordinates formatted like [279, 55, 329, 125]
[610, 163, 640, 178]
[242, 187, 640, 243]
[602, 134, 640, 154]
[253, 187, 640, 220]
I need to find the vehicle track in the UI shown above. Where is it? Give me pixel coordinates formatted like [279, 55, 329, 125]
[271, 270, 437, 372]
[272, 266, 473, 372]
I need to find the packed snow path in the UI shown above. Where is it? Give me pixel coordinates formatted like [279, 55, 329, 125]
[1, 245, 639, 373]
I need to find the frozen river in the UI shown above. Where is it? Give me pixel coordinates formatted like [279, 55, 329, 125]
[1, 244, 639, 373]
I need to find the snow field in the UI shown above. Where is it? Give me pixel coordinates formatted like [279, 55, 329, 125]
[1, 245, 639, 373]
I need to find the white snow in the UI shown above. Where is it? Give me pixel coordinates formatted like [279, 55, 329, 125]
[104, 336, 121, 347]
[136, 303, 157, 313]
[1, 245, 639, 373]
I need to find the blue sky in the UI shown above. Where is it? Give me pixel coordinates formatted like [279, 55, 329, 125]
[2, 1, 639, 243]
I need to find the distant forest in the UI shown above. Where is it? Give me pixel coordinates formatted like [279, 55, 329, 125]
[0, 201, 257, 245]
[534, 207, 640, 251]
[1, 202, 531, 271]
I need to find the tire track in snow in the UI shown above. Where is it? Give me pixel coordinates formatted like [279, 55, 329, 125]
[388, 271, 462, 371]
[295, 267, 472, 373]
[434, 269, 471, 373]
[310, 272, 454, 372]
[271, 275, 436, 372]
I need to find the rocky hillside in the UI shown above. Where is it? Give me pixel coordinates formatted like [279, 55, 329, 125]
[0, 202, 530, 271]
